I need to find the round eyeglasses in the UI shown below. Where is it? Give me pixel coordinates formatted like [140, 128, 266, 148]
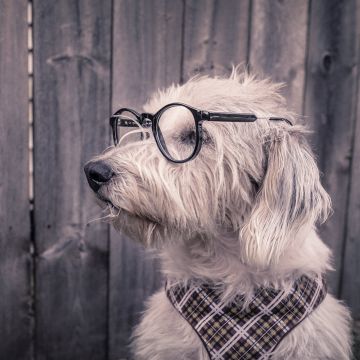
[109, 102, 292, 164]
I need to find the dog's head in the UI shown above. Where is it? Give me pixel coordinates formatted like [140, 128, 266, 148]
[84, 70, 331, 269]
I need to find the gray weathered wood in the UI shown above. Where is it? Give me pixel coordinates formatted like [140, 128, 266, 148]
[339, 3, 360, 351]
[303, 0, 359, 293]
[33, 1, 111, 359]
[182, 0, 250, 80]
[112, 0, 184, 110]
[0, 1, 32, 359]
[249, 0, 309, 114]
[110, 1, 183, 358]
[340, 97, 360, 359]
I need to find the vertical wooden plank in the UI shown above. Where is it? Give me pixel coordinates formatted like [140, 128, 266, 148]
[33, 1, 111, 359]
[249, 0, 309, 114]
[340, 1, 360, 351]
[110, 1, 183, 358]
[182, 0, 250, 80]
[0, 1, 32, 359]
[341, 94, 360, 360]
[303, 0, 358, 292]
[112, 0, 184, 109]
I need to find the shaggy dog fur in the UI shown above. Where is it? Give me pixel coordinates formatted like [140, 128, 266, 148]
[86, 69, 352, 359]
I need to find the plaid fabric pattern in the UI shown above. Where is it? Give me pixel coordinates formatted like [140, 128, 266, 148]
[166, 275, 326, 360]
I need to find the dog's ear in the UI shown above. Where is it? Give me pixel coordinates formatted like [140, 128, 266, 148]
[240, 126, 331, 269]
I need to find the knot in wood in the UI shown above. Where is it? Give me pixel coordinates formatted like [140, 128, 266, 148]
[321, 52, 333, 73]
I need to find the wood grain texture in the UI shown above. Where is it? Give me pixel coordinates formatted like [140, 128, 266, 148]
[339, 2, 360, 348]
[182, 0, 250, 80]
[110, 1, 183, 358]
[0, 1, 32, 359]
[303, 0, 358, 293]
[112, 0, 184, 110]
[33, 1, 111, 359]
[340, 98, 360, 359]
[249, 0, 309, 114]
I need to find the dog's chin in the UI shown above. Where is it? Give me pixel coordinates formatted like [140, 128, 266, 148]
[94, 194, 164, 247]
[93, 194, 119, 212]
[115, 211, 166, 247]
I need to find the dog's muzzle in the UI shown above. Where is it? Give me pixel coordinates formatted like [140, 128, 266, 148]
[84, 161, 114, 192]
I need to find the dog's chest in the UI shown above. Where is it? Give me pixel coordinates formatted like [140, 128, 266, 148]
[166, 276, 326, 360]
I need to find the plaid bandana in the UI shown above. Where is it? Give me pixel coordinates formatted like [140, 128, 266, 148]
[166, 275, 326, 360]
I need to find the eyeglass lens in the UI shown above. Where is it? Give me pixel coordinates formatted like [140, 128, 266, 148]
[156, 105, 197, 161]
[114, 111, 149, 146]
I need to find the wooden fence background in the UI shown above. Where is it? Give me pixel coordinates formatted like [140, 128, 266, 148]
[0, 0, 359, 359]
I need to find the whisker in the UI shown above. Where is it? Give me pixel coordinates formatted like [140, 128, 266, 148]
[86, 205, 121, 224]
[118, 128, 150, 146]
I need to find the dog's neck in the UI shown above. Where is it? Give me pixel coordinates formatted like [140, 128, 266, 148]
[160, 228, 331, 302]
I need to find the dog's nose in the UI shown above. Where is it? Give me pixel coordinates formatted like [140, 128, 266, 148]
[84, 161, 114, 192]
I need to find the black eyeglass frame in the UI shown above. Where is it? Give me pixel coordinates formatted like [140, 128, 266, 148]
[109, 102, 292, 164]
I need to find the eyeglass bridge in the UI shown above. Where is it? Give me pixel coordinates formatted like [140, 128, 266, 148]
[140, 113, 153, 128]
[142, 119, 152, 128]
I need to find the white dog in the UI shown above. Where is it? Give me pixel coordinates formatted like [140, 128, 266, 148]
[85, 69, 352, 359]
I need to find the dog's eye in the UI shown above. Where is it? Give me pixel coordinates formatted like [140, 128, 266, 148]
[180, 129, 196, 145]
[178, 128, 212, 145]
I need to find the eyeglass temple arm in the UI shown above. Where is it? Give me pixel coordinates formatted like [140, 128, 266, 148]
[205, 112, 292, 125]
[207, 112, 257, 122]
[267, 117, 293, 126]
